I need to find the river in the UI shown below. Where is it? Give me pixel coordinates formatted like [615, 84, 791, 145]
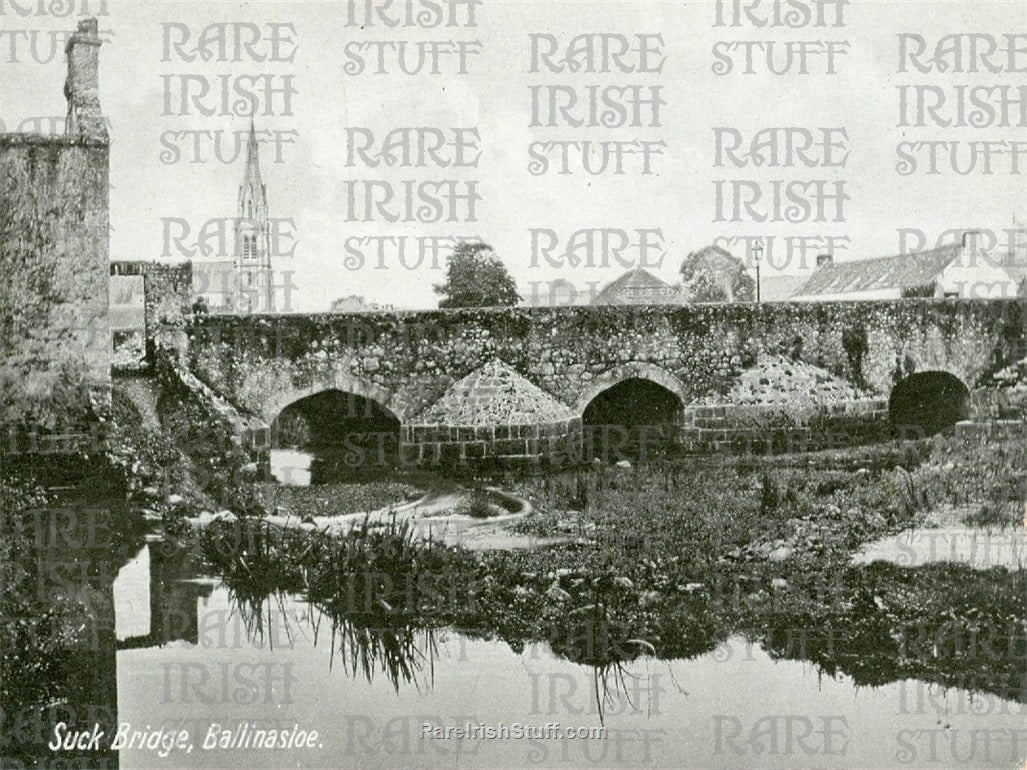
[3, 458, 1025, 769]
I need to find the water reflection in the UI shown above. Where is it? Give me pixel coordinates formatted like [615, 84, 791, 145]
[111, 577, 1027, 769]
[270, 390, 402, 485]
[269, 448, 312, 487]
[7, 489, 1026, 768]
[270, 446, 398, 485]
[1, 492, 143, 769]
[324, 617, 438, 694]
[229, 587, 440, 694]
[116, 540, 214, 649]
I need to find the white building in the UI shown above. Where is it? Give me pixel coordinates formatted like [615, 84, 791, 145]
[793, 231, 1022, 301]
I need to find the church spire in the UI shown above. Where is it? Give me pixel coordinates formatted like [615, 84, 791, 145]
[237, 119, 267, 224]
[242, 118, 264, 198]
[234, 119, 273, 313]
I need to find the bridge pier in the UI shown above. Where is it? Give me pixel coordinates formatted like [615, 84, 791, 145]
[400, 418, 584, 470]
[399, 360, 584, 470]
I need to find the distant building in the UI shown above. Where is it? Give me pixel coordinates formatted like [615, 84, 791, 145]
[591, 268, 685, 305]
[793, 232, 1021, 301]
[330, 295, 394, 313]
[191, 121, 274, 313]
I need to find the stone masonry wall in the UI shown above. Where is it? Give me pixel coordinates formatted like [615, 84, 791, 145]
[0, 134, 110, 431]
[401, 417, 583, 467]
[682, 399, 890, 454]
[0, 17, 111, 440]
[187, 300, 1026, 426]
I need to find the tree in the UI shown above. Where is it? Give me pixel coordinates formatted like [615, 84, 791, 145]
[433, 242, 520, 308]
[679, 245, 755, 303]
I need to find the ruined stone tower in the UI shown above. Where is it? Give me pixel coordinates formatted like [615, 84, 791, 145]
[233, 120, 274, 312]
[0, 18, 111, 437]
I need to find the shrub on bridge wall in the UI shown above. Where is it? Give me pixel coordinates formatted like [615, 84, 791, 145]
[972, 350, 1027, 419]
[112, 330, 147, 372]
[971, 385, 1027, 421]
[152, 351, 268, 513]
[841, 323, 869, 387]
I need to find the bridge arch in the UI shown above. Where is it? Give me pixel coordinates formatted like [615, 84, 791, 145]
[889, 370, 970, 437]
[576, 363, 688, 461]
[266, 373, 398, 428]
[574, 363, 689, 416]
[268, 376, 402, 483]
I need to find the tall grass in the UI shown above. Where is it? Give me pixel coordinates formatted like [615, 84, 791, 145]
[202, 512, 474, 692]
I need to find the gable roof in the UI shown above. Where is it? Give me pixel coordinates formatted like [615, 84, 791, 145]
[794, 243, 961, 298]
[592, 267, 684, 305]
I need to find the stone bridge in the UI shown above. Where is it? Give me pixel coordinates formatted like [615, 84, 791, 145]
[186, 300, 1026, 463]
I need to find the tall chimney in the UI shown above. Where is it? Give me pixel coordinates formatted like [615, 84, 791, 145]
[816, 253, 833, 268]
[64, 18, 107, 138]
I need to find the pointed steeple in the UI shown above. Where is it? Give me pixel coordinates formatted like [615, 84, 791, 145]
[237, 119, 269, 232]
[233, 119, 273, 313]
[240, 119, 265, 209]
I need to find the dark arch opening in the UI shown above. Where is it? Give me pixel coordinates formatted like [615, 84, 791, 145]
[889, 371, 970, 438]
[271, 390, 400, 483]
[582, 378, 683, 463]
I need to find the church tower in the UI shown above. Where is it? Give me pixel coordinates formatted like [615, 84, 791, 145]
[234, 120, 273, 312]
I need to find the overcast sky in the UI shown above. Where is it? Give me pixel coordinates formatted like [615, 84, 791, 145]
[3, 0, 1025, 310]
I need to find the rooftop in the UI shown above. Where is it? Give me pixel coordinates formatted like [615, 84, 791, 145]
[592, 267, 684, 306]
[794, 243, 962, 298]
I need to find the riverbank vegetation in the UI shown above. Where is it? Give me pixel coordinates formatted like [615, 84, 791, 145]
[194, 428, 1025, 704]
[3, 403, 1023, 726]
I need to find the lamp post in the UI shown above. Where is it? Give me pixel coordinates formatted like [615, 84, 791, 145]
[753, 241, 763, 303]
